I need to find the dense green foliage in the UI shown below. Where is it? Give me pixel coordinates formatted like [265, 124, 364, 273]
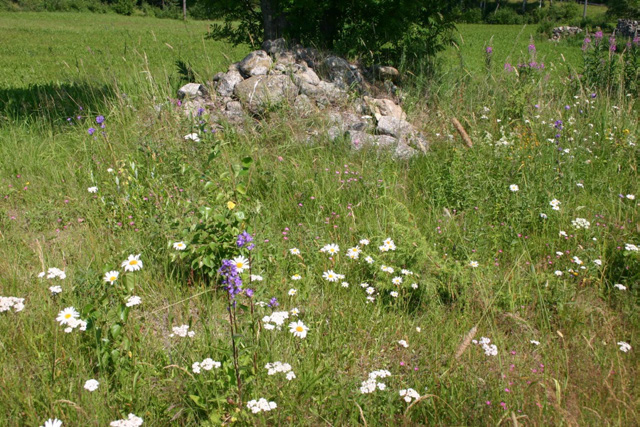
[0, 13, 639, 426]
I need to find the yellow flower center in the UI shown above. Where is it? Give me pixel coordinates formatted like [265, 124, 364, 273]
[296, 326, 304, 332]
[65, 313, 72, 319]
[236, 263, 243, 268]
[110, 276, 117, 281]
[129, 260, 137, 265]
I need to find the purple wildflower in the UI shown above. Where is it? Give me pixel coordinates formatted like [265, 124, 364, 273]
[528, 44, 536, 52]
[236, 231, 254, 248]
[554, 120, 563, 130]
[88, 127, 96, 135]
[268, 297, 279, 308]
[245, 288, 254, 297]
[218, 259, 243, 298]
[486, 46, 493, 54]
[96, 115, 105, 124]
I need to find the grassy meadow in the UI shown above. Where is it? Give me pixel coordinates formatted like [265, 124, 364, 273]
[0, 12, 639, 426]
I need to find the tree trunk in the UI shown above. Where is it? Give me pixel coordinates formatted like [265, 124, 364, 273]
[261, 0, 287, 41]
[583, 0, 587, 19]
[522, 0, 527, 13]
[182, 0, 186, 21]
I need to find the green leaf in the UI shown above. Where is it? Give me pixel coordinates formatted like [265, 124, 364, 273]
[241, 156, 253, 167]
[110, 323, 122, 339]
[236, 183, 246, 195]
[234, 211, 246, 220]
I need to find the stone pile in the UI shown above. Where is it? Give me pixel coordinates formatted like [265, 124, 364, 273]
[177, 38, 429, 159]
[551, 26, 583, 41]
[616, 19, 639, 39]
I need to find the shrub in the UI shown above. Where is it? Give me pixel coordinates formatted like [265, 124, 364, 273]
[112, 0, 134, 15]
[487, 7, 524, 25]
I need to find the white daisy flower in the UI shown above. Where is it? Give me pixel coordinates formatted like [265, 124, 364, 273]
[365, 256, 374, 264]
[289, 248, 301, 255]
[392, 276, 403, 285]
[291, 274, 301, 281]
[288, 289, 297, 296]
[469, 261, 479, 268]
[359, 239, 370, 246]
[322, 270, 338, 282]
[173, 241, 187, 250]
[184, 133, 200, 142]
[41, 419, 63, 427]
[104, 271, 119, 284]
[390, 291, 399, 298]
[121, 254, 143, 272]
[231, 256, 249, 273]
[56, 307, 79, 326]
[289, 320, 309, 338]
[509, 184, 519, 192]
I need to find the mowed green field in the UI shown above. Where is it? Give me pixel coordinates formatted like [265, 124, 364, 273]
[0, 12, 638, 427]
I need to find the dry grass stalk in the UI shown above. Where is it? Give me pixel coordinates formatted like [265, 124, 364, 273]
[454, 325, 478, 360]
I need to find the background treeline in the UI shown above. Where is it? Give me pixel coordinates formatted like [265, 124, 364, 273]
[2, 0, 637, 24]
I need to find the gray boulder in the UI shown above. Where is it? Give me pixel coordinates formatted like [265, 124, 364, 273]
[321, 56, 364, 90]
[238, 50, 273, 77]
[216, 70, 244, 97]
[178, 83, 208, 100]
[375, 66, 400, 82]
[234, 75, 299, 114]
[377, 116, 414, 137]
[364, 96, 406, 121]
[292, 66, 321, 87]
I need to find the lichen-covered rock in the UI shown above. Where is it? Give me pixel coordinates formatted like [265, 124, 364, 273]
[178, 83, 208, 100]
[292, 65, 321, 87]
[216, 71, 244, 97]
[234, 75, 298, 114]
[293, 94, 315, 116]
[394, 143, 418, 160]
[377, 116, 414, 137]
[238, 50, 273, 77]
[364, 96, 406, 121]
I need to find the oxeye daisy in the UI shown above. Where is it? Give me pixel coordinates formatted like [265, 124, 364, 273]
[365, 256, 374, 264]
[392, 276, 403, 285]
[347, 246, 361, 259]
[321, 243, 340, 255]
[173, 241, 187, 250]
[289, 248, 301, 255]
[56, 307, 79, 326]
[289, 320, 309, 338]
[231, 256, 249, 273]
[322, 270, 338, 282]
[359, 239, 370, 246]
[104, 271, 119, 284]
[509, 184, 519, 192]
[469, 261, 479, 268]
[390, 291, 399, 297]
[288, 288, 297, 296]
[291, 274, 301, 281]
[41, 419, 63, 427]
[121, 254, 143, 272]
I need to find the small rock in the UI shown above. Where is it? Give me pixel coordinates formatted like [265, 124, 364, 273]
[216, 70, 244, 97]
[274, 51, 296, 65]
[178, 83, 208, 100]
[238, 50, 273, 78]
[321, 56, 364, 90]
[293, 94, 315, 115]
[226, 100, 243, 112]
[292, 66, 321, 87]
[394, 142, 418, 160]
[375, 66, 400, 82]
[364, 96, 406, 121]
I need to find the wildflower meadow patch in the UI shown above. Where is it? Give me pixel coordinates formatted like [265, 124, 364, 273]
[0, 12, 638, 427]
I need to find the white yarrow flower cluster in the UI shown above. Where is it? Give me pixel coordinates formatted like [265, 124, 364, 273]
[265, 361, 296, 380]
[169, 325, 195, 338]
[87, 186, 98, 193]
[0, 296, 25, 313]
[49, 286, 63, 295]
[549, 199, 561, 211]
[247, 398, 277, 413]
[571, 218, 591, 229]
[359, 369, 391, 394]
[84, 379, 100, 392]
[262, 311, 289, 330]
[398, 339, 409, 348]
[126, 296, 142, 307]
[109, 413, 143, 427]
[184, 133, 200, 142]
[192, 358, 221, 373]
[39, 267, 66, 280]
[624, 243, 638, 252]
[473, 337, 498, 356]
[399, 388, 421, 403]
[359, 239, 370, 246]
[617, 341, 632, 352]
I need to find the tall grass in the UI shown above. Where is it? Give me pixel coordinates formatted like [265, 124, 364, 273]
[0, 13, 638, 426]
